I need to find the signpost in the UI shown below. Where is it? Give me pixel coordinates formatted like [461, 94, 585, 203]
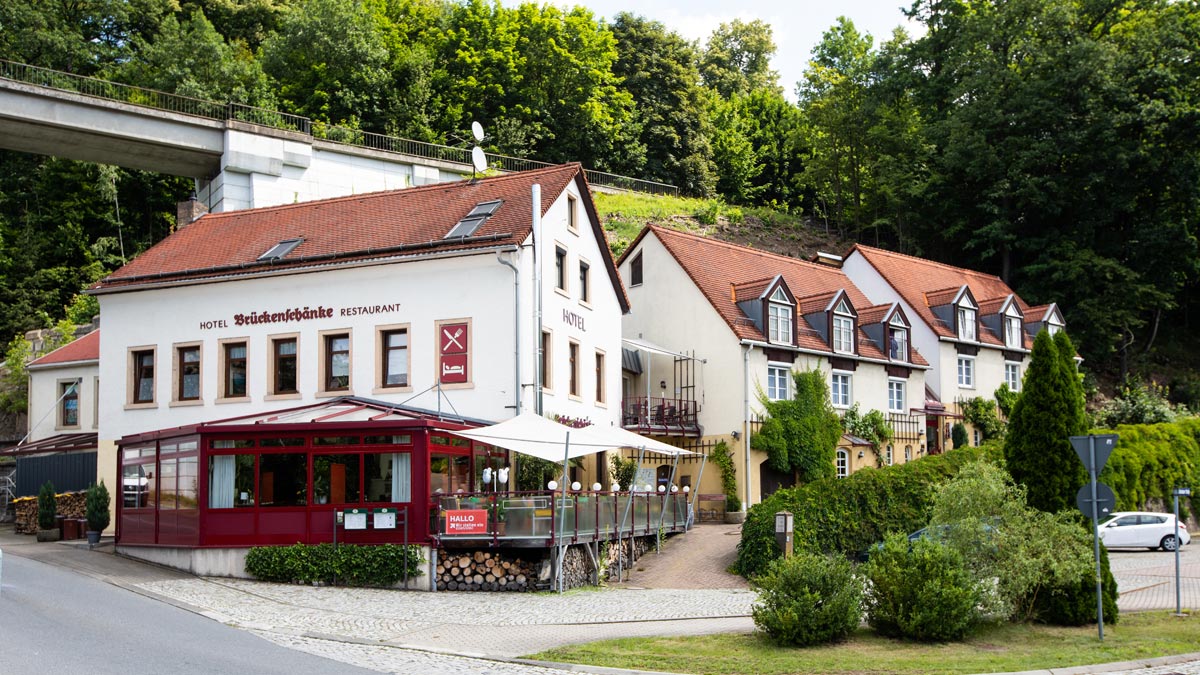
[1172, 487, 1191, 616]
[1071, 433, 1118, 641]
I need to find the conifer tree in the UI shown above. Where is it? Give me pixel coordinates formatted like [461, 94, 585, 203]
[1053, 330, 1088, 437]
[1004, 330, 1088, 512]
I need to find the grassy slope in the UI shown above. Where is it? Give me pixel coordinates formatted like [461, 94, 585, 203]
[531, 612, 1200, 675]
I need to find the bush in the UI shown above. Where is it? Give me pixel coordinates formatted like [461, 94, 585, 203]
[1098, 418, 1200, 518]
[710, 440, 741, 513]
[864, 534, 981, 641]
[1094, 378, 1178, 427]
[37, 481, 57, 530]
[245, 543, 424, 586]
[994, 384, 1018, 419]
[85, 480, 111, 532]
[735, 444, 998, 578]
[951, 423, 969, 449]
[961, 397, 1004, 441]
[752, 552, 862, 646]
[1033, 539, 1119, 626]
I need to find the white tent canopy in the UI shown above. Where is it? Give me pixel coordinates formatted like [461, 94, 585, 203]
[448, 412, 695, 462]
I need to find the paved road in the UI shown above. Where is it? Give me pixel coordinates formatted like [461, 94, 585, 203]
[1109, 545, 1200, 613]
[0, 552, 377, 675]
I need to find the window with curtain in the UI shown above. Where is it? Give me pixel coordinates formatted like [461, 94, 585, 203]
[209, 455, 255, 508]
[366, 452, 411, 503]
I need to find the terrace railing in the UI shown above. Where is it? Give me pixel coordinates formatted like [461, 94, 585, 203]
[620, 397, 701, 437]
[0, 59, 677, 196]
[433, 490, 689, 547]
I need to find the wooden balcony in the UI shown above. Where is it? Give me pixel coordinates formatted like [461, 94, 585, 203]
[620, 397, 701, 437]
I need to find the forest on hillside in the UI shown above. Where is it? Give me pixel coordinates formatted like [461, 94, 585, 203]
[0, 0, 1198, 399]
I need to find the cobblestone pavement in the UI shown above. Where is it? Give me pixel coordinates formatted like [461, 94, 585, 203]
[1109, 545, 1199, 612]
[611, 523, 748, 590]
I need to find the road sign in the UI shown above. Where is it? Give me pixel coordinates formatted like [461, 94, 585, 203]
[1077, 482, 1116, 520]
[1071, 434, 1118, 475]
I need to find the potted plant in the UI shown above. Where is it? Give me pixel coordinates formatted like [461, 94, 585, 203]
[36, 480, 59, 542]
[85, 480, 111, 549]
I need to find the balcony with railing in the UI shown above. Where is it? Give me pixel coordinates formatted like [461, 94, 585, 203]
[620, 397, 701, 437]
[432, 490, 690, 548]
[888, 413, 924, 442]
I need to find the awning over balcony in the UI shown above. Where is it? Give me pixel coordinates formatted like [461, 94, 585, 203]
[622, 337, 703, 361]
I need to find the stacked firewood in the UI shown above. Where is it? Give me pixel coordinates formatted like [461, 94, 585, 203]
[434, 549, 542, 592]
[13, 491, 86, 534]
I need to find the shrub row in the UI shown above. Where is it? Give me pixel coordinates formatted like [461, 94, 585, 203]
[1097, 418, 1200, 519]
[736, 444, 999, 578]
[245, 543, 424, 587]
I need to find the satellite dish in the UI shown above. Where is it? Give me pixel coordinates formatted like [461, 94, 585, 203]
[471, 145, 487, 174]
[471, 121, 485, 142]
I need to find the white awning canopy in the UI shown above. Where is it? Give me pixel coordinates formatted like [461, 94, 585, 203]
[447, 412, 695, 462]
[621, 337, 703, 362]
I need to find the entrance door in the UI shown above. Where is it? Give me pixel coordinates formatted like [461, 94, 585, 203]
[759, 461, 796, 499]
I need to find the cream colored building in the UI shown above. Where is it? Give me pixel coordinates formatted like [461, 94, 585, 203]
[617, 226, 931, 509]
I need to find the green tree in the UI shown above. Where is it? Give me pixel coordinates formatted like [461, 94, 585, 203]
[1004, 330, 1088, 513]
[708, 93, 763, 204]
[700, 19, 780, 98]
[1053, 330, 1088, 436]
[752, 370, 843, 483]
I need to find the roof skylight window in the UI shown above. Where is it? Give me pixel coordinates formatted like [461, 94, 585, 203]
[258, 237, 303, 261]
[445, 200, 503, 239]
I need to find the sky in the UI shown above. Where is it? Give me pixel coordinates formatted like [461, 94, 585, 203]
[518, 0, 923, 101]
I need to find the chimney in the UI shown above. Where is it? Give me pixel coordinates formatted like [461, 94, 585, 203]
[176, 197, 208, 230]
[813, 251, 844, 268]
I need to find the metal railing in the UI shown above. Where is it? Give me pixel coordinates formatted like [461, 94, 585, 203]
[433, 490, 689, 546]
[620, 396, 701, 436]
[888, 413, 924, 441]
[0, 58, 678, 196]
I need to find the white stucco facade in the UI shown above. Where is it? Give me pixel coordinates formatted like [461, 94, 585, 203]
[26, 360, 99, 443]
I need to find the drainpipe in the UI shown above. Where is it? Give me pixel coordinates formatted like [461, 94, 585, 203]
[743, 343, 754, 512]
[533, 184, 543, 416]
[497, 252, 521, 415]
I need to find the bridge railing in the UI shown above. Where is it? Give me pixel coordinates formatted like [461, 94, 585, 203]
[0, 59, 677, 196]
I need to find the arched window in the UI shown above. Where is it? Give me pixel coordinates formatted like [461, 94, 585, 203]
[836, 449, 849, 478]
[904, 445, 912, 463]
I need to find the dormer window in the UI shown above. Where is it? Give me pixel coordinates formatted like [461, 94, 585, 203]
[890, 326, 908, 361]
[1005, 315, 1022, 348]
[957, 305, 977, 342]
[832, 299, 854, 354]
[1047, 322, 1062, 336]
[768, 287, 793, 344]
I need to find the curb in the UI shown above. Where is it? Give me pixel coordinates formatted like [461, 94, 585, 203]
[969, 650, 1200, 675]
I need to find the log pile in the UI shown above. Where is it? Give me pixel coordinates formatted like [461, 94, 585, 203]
[13, 491, 86, 534]
[434, 549, 542, 592]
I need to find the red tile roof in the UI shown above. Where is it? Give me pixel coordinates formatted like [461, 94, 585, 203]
[633, 226, 928, 366]
[27, 330, 99, 368]
[849, 244, 1035, 349]
[91, 164, 629, 311]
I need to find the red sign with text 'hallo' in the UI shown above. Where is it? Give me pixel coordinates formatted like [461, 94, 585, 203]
[445, 509, 488, 534]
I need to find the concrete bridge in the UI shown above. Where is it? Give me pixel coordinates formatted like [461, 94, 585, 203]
[0, 60, 674, 213]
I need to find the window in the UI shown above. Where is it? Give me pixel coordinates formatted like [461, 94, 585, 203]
[836, 449, 848, 478]
[567, 194, 578, 232]
[365, 453, 412, 502]
[540, 330, 553, 390]
[831, 372, 851, 408]
[886, 445, 894, 465]
[595, 350, 606, 403]
[1005, 316, 1023, 348]
[888, 379, 906, 413]
[958, 306, 977, 341]
[131, 349, 155, 404]
[323, 332, 351, 391]
[1048, 323, 1062, 336]
[568, 340, 580, 398]
[59, 380, 79, 427]
[579, 260, 590, 303]
[313, 454, 361, 505]
[208, 454, 255, 508]
[259, 453, 307, 506]
[833, 315, 854, 353]
[381, 329, 408, 387]
[630, 252, 643, 286]
[92, 377, 99, 429]
[889, 327, 908, 361]
[1005, 362, 1021, 392]
[767, 365, 790, 401]
[222, 341, 248, 398]
[272, 337, 298, 395]
[973, 428, 981, 446]
[176, 345, 201, 401]
[957, 357, 975, 388]
[904, 445, 912, 462]
[555, 246, 567, 291]
[768, 303, 793, 344]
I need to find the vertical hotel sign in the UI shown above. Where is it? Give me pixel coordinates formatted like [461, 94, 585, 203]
[439, 321, 469, 384]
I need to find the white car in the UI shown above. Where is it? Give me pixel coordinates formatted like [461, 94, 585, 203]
[1097, 511, 1191, 551]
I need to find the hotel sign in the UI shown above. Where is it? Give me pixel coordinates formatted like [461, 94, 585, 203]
[199, 302, 401, 330]
[445, 509, 488, 534]
[439, 322, 469, 384]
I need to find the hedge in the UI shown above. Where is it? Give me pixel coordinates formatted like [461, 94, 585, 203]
[1096, 418, 1200, 519]
[736, 444, 1000, 578]
[245, 543, 424, 587]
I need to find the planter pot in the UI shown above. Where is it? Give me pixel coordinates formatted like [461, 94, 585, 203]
[36, 528, 61, 542]
[86, 530, 102, 548]
[724, 511, 746, 524]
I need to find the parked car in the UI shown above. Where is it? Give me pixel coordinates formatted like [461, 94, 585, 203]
[1097, 511, 1191, 551]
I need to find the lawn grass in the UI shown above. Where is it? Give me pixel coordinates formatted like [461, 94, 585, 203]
[529, 612, 1199, 675]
